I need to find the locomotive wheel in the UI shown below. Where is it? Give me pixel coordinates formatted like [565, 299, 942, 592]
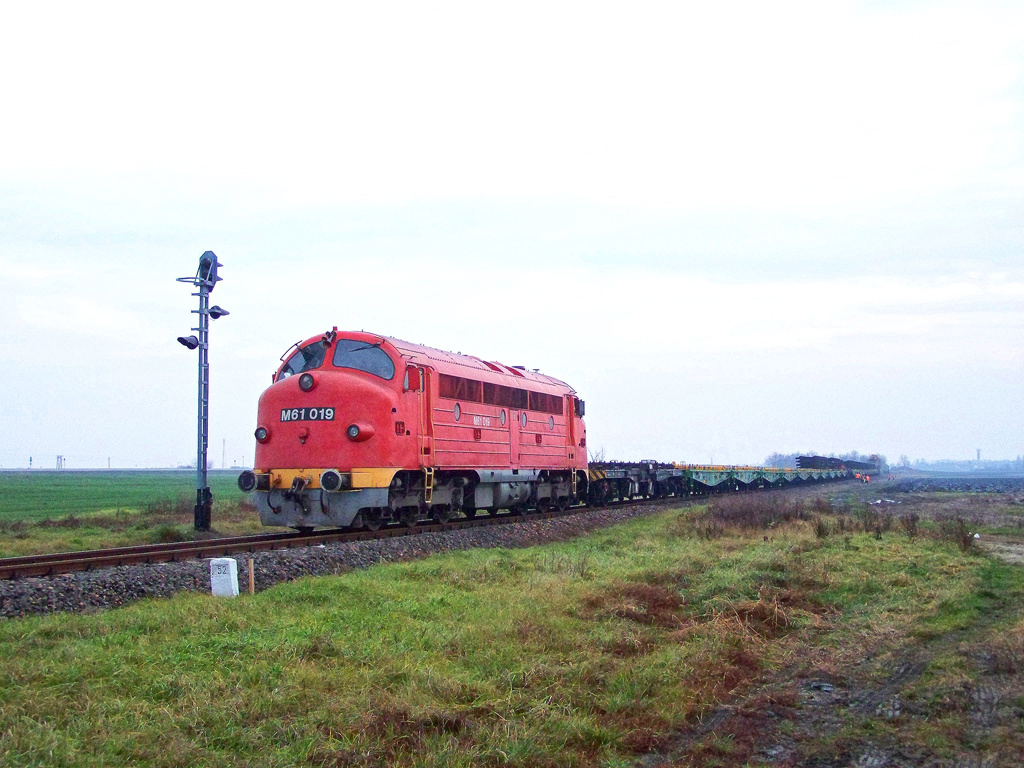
[509, 503, 525, 516]
[363, 508, 383, 532]
[536, 497, 551, 513]
[432, 506, 452, 524]
[296, 526, 314, 535]
[556, 495, 570, 512]
[463, 508, 477, 519]
[399, 507, 418, 527]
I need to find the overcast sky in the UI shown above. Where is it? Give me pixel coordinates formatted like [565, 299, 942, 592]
[1, 1, 1021, 470]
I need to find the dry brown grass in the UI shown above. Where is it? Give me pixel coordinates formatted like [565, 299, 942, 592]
[939, 515, 980, 552]
[705, 493, 810, 529]
[309, 707, 472, 768]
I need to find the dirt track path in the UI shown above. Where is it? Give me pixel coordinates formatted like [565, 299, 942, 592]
[642, 482, 1024, 767]
[645, 617, 1022, 767]
[978, 536, 1024, 565]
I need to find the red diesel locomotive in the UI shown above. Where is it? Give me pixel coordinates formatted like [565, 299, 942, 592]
[238, 329, 588, 531]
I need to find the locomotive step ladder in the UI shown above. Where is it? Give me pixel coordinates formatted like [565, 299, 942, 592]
[424, 466, 435, 505]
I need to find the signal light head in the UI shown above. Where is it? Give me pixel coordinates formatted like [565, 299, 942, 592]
[209, 305, 230, 319]
[298, 373, 315, 391]
[255, 427, 269, 443]
[177, 335, 199, 350]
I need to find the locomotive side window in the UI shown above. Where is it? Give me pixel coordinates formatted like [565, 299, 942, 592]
[331, 339, 396, 380]
[437, 374, 563, 415]
[277, 343, 326, 381]
[440, 375, 455, 399]
[439, 374, 484, 402]
[511, 388, 528, 409]
[528, 391, 563, 415]
[483, 382, 514, 407]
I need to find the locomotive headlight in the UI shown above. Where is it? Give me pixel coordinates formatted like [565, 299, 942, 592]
[298, 373, 315, 391]
[255, 426, 270, 443]
[346, 423, 375, 442]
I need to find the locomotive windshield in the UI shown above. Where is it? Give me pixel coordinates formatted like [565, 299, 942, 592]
[277, 343, 327, 381]
[332, 339, 395, 380]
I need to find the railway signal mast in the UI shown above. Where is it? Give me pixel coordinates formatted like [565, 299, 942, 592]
[176, 251, 229, 531]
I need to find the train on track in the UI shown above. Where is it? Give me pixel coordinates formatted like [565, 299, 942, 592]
[238, 329, 879, 531]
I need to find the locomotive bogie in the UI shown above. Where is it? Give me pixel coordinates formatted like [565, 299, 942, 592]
[254, 486, 389, 528]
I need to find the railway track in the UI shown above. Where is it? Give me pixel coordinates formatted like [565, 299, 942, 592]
[0, 505, 593, 580]
[0, 476, 858, 581]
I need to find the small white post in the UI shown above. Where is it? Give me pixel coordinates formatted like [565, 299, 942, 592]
[210, 558, 239, 597]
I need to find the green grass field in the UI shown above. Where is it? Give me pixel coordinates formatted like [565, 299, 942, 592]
[0, 471, 260, 557]
[0, 470, 246, 523]
[2, 497, 1024, 766]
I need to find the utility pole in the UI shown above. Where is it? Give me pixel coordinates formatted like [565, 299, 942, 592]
[177, 252, 229, 531]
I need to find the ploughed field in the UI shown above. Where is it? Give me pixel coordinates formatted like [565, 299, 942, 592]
[3, 481, 1024, 767]
[891, 476, 1024, 494]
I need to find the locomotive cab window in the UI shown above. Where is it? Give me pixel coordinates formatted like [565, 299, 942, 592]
[332, 339, 396, 380]
[277, 343, 327, 381]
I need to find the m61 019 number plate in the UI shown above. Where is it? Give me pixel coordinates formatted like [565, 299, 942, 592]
[280, 407, 335, 422]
